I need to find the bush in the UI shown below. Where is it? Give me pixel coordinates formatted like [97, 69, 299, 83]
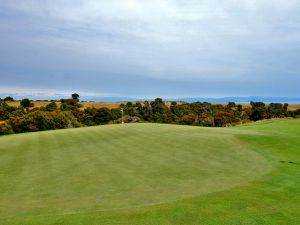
[0, 97, 294, 136]
[0, 122, 14, 135]
[118, 115, 141, 123]
[179, 114, 197, 125]
[250, 102, 267, 121]
[45, 102, 58, 112]
[0, 99, 17, 120]
[20, 98, 34, 108]
[199, 114, 214, 127]
[93, 108, 112, 125]
[8, 111, 81, 133]
[293, 109, 300, 118]
[60, 99, 81, 111]
[268, 103, 289, 118]
[214, 111, 240, 127]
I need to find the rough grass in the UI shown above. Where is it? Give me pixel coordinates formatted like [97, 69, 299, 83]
[6, 101, 178, 110]
[0, 119, 300, 224]
[6, 101, 123, 109]
[6, 101, 300, 111]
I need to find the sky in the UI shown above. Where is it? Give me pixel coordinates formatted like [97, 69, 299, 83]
[0, 0, 299, 100]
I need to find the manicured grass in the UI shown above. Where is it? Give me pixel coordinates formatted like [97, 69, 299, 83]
[0, 119, 299, 224]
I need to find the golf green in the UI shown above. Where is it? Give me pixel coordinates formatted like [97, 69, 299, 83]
[0, 119, 299, 224]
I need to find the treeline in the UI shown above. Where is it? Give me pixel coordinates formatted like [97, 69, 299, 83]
[1, 97, 300, 135]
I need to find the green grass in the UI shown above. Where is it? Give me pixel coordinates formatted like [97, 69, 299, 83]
[0, 119, 299, 224]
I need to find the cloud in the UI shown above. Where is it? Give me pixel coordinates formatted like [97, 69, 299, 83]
[0, 0, 300, 97]
[0, 86, 111, 99]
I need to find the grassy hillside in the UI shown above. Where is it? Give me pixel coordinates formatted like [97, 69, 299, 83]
[0, 119, 299, 224]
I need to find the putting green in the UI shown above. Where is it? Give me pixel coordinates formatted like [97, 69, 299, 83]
[0, 123, 270, 218]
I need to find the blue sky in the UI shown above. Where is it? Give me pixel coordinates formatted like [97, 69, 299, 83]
[0, 0, 299, 99]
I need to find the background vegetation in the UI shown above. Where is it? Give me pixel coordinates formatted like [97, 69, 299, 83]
[1, 95, 300, 135]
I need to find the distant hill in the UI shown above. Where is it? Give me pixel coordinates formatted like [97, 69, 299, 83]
[170, 96, 300, 103]
[85, 96, 300, 103]
[1, 94, 300, 103]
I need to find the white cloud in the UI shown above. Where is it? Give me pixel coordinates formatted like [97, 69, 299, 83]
[4, 0, 297, 43]
[0, 0, 300, 97]
[0, 86, 110, 98]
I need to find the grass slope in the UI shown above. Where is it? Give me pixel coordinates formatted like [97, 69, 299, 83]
[0, 119, 299, 224]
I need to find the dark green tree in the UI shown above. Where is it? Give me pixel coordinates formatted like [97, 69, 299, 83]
[4, 96, 14, 102]
[94, 108, 112, 124]
[250, 102, 267, 121]
[20, 98, 34, 108]
[71, 93, 80, 101]
[142, 101, 152, 120]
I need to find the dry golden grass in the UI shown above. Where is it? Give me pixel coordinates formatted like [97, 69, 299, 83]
[6, 101, 123, 110]
[288, 104, 300, 111]
[6, 101, 58, 108]
[5, 101, 300, 111]
[80, 102, 124, 109]
[240, 103, 300, 111]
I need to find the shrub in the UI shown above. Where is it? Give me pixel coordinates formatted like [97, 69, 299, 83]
[8, 111, 81, 133]
[199, 114, 214, 127]
[293, 109, 300, 118]
[179, 114, 197, 125]
[20, 98, 34, 108]
[45, 102, 58, 112]
[268, 103, 289, 118]
[60, 99, 82, 111]
[0, 122, 14, 135]
[250, 102, 267, 121]
[93, 108, 112, 125]
[214, 111, 240, 127]
[119, 115, 141, 123]
[0, 99, 17, 120]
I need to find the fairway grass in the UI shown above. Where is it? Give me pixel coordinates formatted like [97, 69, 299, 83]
[0, 120, 299, 224]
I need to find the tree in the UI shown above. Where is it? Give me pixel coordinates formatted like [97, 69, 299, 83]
[93, 108, 112, 124]
[226, 102, 236, 110]
[20, 98, 34, 108]
[250, 102, 267, 121]
[124, 102, 137, 116]
[4, 96, 14, 102]
[151, 98, 168, 114]
[135, 102, 143, 115]
[268, 103, 288, 118]
[72, 93, 80, 101]
[142, 101, 152, 120]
